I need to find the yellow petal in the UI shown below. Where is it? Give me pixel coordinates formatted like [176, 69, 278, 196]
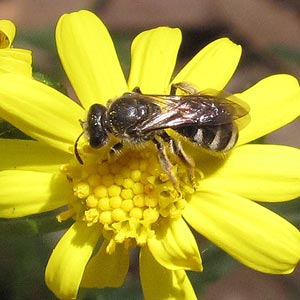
[81, 239, 129, 288]
[173, 38, 241, 91]
[200, 144, 300, 201]
[0, 48, 32, 76]
[128, 27, 181, 93]
[0, 139, 71, 173]
[236, 74, 300, 145]
[0, 74, 84, 153]
[183, 190, 300, 274]
[0, 20, 32, 76]
[56, 10, 127, 108]
[0, 20, 16, 48]
[140, 246, 197, 300]
[0, 170, 70, 218]
[147, 217, 202, 271]
[45, 222, 101, 299]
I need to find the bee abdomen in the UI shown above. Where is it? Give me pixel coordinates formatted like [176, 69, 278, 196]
[205, 123, 238, 152]
[175, 123, 238, 152]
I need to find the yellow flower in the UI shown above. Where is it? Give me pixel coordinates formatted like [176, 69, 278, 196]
[0, 10, 300, 300]
[0, 19, 32, 76]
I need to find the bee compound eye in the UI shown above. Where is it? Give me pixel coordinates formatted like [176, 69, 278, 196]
[87, 104, 109, 148]
[89, 130, 109, 148]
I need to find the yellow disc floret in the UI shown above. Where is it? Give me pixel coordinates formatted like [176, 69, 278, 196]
[59, 146, 194, 251]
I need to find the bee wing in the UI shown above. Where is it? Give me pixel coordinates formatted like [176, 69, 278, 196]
[213, 92, 250, 130]
[140, 92, 250, 133]
[199, 89, 249, 118]
[206, 94, 250, 130]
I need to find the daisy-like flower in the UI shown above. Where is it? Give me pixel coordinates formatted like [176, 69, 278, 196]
[0, 10, 300, 300]
[0, 19, 31, 76]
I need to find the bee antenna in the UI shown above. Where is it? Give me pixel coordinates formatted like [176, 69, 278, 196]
[74, 132, 84, 164]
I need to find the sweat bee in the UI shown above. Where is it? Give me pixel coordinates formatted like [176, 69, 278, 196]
[75, 82, 250, 185]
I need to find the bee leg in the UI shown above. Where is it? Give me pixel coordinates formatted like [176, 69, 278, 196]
[132, 86, 142, 93]
[108, 142, 123, 160]
[152, 137, 179, 190]
[172, 140, 196, 188]
[170, 82, 199, 95]
[159, 132, 196, 187]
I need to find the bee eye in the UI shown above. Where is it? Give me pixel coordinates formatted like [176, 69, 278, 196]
[89, 129, 109, 148]
[87, 104, 109, 148]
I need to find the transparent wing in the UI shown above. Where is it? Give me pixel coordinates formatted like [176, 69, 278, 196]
[199, 89, 250, 128]
[138, 91, 250, 133]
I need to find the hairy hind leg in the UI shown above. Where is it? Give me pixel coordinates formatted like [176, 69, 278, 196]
[170, 82, 199, 95]
[152, 136, 180, 190]
[158, 131, 196, 186]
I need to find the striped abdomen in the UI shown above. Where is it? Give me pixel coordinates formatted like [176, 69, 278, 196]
[175, 122, 238, 152]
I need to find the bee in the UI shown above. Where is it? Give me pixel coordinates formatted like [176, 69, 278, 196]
[75, 82, 250, 185]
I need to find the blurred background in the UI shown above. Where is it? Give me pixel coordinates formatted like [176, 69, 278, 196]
[0, 0, 300, 299]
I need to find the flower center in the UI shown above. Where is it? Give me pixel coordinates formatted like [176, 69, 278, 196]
[59, 144, 194, 251]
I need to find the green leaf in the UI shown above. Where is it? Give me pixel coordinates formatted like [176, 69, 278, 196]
[0, 210, 74, 236]
[34, 72, 68, 95]
[0, 119, 32, 140]
[270, 45, 300, 64]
